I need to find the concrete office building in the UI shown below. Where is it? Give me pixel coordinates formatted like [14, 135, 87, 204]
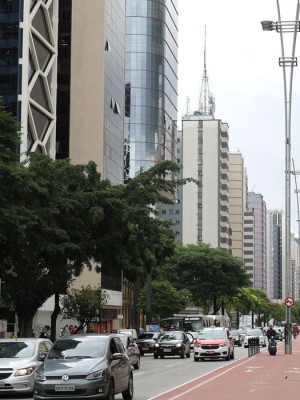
[124, 0, 178, 181]
[228, 153, 248, 260]
[56, 0, 125, 186]
[247, 192, 267, 291]
[55, 0, 126, 332]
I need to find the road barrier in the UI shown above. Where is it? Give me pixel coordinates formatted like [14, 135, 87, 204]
[248, 337, 260, 357]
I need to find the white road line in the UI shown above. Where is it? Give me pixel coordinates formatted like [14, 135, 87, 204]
[165, 364, 175, 368]
[148, 356, 253, 400]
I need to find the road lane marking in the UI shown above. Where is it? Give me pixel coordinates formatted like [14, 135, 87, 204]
[165, 364, 175, 368]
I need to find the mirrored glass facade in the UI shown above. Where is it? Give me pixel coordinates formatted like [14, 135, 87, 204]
[0, 0, 22, 116]
[124, 0, 178, 181]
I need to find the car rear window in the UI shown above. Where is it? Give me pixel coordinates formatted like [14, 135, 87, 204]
[138, 333, 154, 339]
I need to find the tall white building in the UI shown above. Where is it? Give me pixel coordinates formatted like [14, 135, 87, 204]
[181, 114, 230, 250]
[228, 153, 248, 260]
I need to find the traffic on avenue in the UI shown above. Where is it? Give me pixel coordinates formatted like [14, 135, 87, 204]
[1, 344, 252, 400]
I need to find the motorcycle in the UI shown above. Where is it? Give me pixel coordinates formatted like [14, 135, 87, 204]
[268, 336, 277, 356]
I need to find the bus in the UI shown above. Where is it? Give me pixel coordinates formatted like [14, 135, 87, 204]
[160, 314, 231, 333]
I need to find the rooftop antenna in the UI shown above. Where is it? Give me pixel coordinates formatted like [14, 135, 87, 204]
[185, 96, 191, 117]
[199, 25, 215, 117]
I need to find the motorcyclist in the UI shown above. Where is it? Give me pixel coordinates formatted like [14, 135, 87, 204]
[266, 325, 276, 341]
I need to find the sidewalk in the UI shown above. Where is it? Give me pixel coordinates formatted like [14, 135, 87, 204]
[151, 337, 300, 400]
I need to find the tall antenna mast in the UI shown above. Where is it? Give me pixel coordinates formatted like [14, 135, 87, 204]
[199, 26, 215, 117]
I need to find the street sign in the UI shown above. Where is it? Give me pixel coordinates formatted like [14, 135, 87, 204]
[285, 296, 294, 307]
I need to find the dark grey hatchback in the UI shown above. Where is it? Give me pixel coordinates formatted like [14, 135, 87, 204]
[33, 334, 133, 400]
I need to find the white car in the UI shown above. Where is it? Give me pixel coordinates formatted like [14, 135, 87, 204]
[0, 337, 53, 396]
[244, 328, 267, 348]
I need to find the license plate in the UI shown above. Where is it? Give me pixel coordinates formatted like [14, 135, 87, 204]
[55, 385, 75, 392]
[142, 347, 148, 350]
[206, 350, 214, 354]
[163, 349, 172, 352]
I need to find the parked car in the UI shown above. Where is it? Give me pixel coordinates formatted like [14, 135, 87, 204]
[117, 333, 141, 369]
[136, 332, 161, 356]
[193, 327, 234, 361]
[0, 337, 52, 396]
[153, 331, 191, 359]
[230, 329, 243, 346]
[33, 333, 133, 400]
[243, 328, 267, 348]
[273, 327, 284, 341]
[238, 328, 247, 342]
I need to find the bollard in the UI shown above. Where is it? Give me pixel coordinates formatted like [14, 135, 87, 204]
[248, 337, 260, 357]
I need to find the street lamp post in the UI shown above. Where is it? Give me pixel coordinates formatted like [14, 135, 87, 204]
[261, 0, 300, 355]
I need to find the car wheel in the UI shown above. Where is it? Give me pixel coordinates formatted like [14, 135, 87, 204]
[106, 379, 115, 400]
[180, 351, 185, 359]
[122, 373, 133, 400]
[194, 356, 199, 362]
[134, 356, 140, 370]
[154, 354, 158, 359]
[226, 351, 230, 361]
[230, 349, 234, 359]
[186, 350, 191, 358]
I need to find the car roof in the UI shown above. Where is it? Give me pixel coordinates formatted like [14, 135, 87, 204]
[54, 333, 118, 341]
[0, 338, 50, 342]
[202, 327, 228, 331]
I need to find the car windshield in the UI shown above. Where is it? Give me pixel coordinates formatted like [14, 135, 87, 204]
[138, 333, 155, 340]
[47, 338, 106, 359]
[160, 332, 183, 340]
[0, 341, 36, 358]
[198, 330, 226, 339]
[246, 330, 262, 336]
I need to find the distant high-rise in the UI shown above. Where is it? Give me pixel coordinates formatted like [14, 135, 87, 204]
[124, 0, 178, 181]
[228, 153, 248, 260]
[266, 210, 284, 300]
[247, 192, 267, 291]
[243, 209, 255, 284]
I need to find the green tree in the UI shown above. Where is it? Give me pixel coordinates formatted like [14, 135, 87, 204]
[163, 244, 250, 314]
[137, 280, 191, 321]
[61, 285, 109, 331]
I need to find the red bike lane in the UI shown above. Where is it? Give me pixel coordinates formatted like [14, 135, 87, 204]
[149, 339, 300, 400]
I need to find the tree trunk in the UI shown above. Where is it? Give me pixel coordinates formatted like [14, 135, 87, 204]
[50, 292, 61, 342]
[17, 311, 35, 338]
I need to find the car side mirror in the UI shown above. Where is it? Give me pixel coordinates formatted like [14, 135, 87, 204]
[38, 353, 47, 362]
[111, 353, 123, 360]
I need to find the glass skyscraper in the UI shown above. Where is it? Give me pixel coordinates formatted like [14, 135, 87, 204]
[124, 0, 178, 181]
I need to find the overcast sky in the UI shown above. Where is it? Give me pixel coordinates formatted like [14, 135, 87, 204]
[177, 0, 300, 235]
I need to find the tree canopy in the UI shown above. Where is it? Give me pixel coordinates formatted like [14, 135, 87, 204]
[161, 243, 250, 314]
[0, 103, 195, 336]
[137, 280, 192, 321]
[61, 285, 109, 331]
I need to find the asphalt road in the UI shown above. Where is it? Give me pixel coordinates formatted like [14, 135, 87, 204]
[116, 345, 250, 400]
[1, 346, 249, 400]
